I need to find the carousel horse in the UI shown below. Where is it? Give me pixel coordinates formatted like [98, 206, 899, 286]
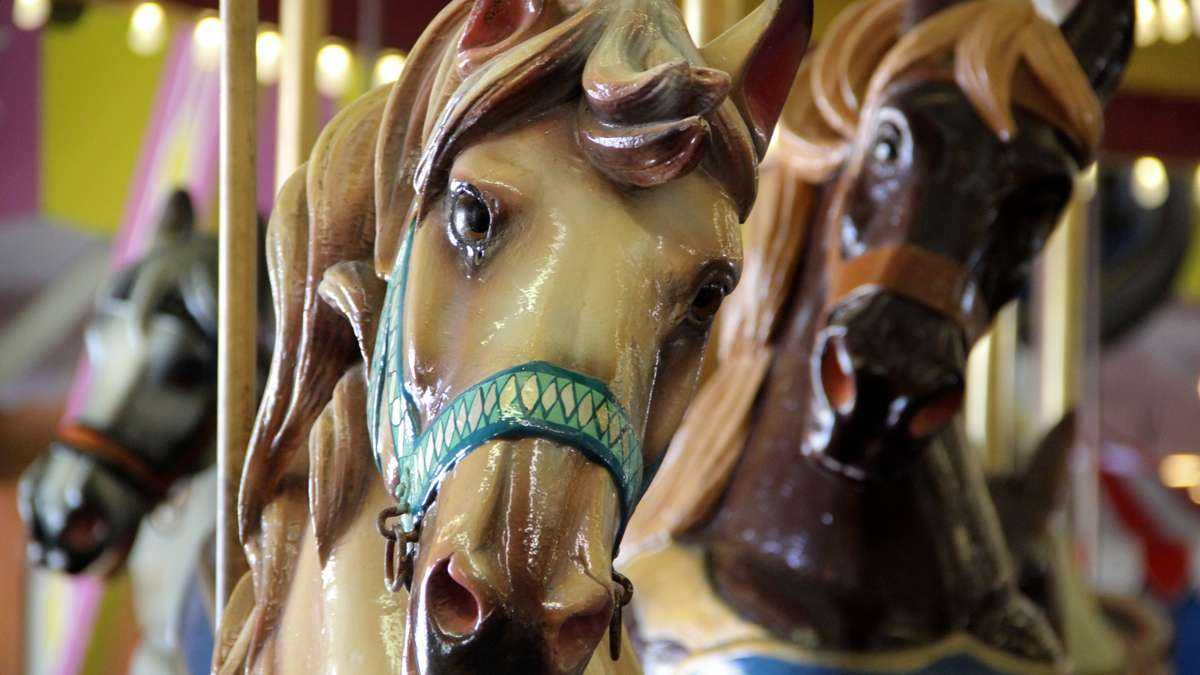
[18, 190, 272, 675]
[213, 1, 811, 673]
[621, 0, 1142, 672]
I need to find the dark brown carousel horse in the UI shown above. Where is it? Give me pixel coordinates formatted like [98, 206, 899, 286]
[623, 0, 1140, 672]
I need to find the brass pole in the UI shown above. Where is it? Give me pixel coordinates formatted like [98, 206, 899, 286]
[276, 0, 327, 192]
[217, 0, 258, 625]
[1040, 178, 1094, 573]
[965, 302, 1019, 474]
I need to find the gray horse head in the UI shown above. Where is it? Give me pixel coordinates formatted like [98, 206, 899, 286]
[19, 190, 267, 575]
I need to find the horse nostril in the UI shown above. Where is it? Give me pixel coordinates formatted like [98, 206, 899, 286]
[553, 598, 613, 669]
[61, 507, 109, 553]
[819, 335, 856, 414]
[427, 557, 484, 638]
[907, 386, 964, 439]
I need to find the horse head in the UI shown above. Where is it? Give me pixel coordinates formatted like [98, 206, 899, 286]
[19, 190, 227, 575]
[231, 1, 811, 672]
[794, 0, 1133, 481]
[390, 3, 810, 670]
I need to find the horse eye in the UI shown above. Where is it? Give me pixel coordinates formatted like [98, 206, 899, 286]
[448, 185, 494, 261]
[687, 270, 734, 327]
[871, 122, 902, 165]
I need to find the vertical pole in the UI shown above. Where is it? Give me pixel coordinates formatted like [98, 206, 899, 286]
[217, 0, 258, 625]
[965, 302, 1019, 474]
[1039, 176, 1093, 574]
[682, 0, 753, 42]
[276, 0, 326, 192]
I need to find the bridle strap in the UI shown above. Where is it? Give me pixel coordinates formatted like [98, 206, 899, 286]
[56, 423, 184, 500]
[826, 242, 989, 340]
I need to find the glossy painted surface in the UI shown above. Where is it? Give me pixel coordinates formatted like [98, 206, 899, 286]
[216, 1, 812, 673]
[627, 0, 1144, 673]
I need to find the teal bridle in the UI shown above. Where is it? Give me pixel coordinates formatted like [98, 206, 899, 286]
[366, 227, 650, 547]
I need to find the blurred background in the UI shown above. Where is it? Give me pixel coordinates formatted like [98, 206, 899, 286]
[0, 0, 1197, 673]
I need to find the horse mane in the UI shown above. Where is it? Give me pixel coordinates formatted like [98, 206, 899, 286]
[786, 0, 1102, 183]
[622, 0, 1104, 554]
[217, 0, 760, 668]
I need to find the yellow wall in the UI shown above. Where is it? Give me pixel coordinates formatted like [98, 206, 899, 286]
[41, 4, 167, 234]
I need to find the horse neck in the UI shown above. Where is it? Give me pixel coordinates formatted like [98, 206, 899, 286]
[692, 184, 1011, 648]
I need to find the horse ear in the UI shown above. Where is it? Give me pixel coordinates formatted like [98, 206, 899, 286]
[1060, 0, 1135, 103]
[154, 189, 195, 243]
[700, 0, 813, 158]
[458, 0, 548, 74]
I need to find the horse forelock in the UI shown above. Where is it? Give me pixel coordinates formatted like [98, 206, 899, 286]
[782, 0, 1102, 185]
[372, 0, 758, 279]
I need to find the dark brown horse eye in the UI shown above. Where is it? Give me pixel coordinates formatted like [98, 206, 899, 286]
[449, 187, 493, 250]
[687, 275, 732, 327]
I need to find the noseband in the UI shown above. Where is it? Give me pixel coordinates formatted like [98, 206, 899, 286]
[56, 423, 189, 501]
[367, 226, 651, 550]
[825, 240, 990, 341]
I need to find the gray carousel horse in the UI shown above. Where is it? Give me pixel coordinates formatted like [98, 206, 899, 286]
[18, 190, 271, 675]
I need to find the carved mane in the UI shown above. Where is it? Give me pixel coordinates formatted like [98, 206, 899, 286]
[785, 0, 1103, 182]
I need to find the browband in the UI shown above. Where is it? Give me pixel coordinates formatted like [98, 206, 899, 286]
[367, 227, 648, 544]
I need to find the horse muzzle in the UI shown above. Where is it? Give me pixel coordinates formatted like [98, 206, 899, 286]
[806, 292, 966, 481]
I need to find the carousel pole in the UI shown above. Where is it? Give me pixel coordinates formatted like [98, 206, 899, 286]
[216, 0, 258, 625]
[965, 302, 1019, 474]
[276, 0, 327, 191]
[1039, 175, 1095, 573]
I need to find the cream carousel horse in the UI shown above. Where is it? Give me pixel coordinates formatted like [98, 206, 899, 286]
[19, 190, 272, 674]
[214, 1, 812, 673]
[621, 0, 1155, 673]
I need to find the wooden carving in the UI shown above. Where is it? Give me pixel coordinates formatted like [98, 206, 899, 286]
[214, 1, 812, 673]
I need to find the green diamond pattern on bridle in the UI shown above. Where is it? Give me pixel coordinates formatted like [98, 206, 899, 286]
[366, 227, 647, 539]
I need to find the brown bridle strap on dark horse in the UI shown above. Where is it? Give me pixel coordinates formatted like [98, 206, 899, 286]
[56, 423, 177, 500]
[826, 243, 990, 340]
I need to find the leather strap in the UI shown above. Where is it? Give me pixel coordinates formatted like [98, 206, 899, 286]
[57, 423, 182, 500]
[827, 243, 989, 339]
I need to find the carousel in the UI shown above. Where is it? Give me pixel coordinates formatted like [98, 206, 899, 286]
[0, 0, 1198, 673]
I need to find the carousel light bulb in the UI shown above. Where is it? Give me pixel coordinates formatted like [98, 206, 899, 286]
[1159, 0, 1192, 43]
[316, 41, 354, 98]
[1160, 453, 1200, 488]
[1131, 156, 1170, 210]
[256, 28, 283, 85]
[128, 2, 167, 57]
[12, 0, 51, 31]
[193, 14, 223, 72]
[1137, 0, 1161, 46]
[1193, 165, 1200, 208]
[372, 50, 407, 88]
